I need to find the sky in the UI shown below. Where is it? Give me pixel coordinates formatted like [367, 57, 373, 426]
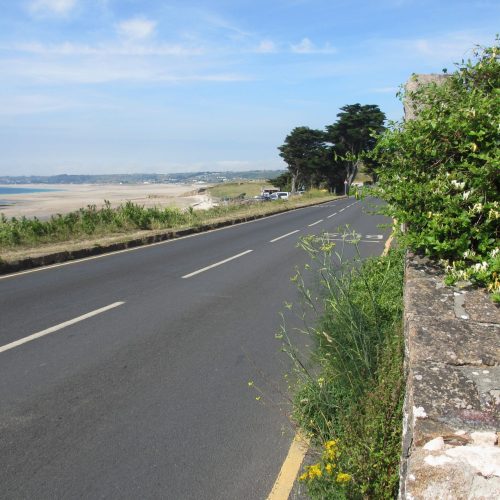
[0, 0, 498, 176]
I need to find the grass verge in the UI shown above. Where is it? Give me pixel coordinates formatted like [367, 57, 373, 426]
[0, 193, 337, 261]
[283, 234, 405, 499]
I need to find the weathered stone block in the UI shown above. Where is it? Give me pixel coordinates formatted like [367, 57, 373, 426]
[408, 316, 500, 366]
[400, 251, 500, 499]
[405, 277, 456, 321]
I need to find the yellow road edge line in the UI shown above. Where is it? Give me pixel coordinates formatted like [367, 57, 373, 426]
[267, 431, 310, 500]
[382, 220, 397, 256]
[382, 233, 393, 256]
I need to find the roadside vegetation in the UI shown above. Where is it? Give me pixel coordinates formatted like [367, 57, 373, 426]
[372, 41, 499, 300]
[206, 181, 266, 199]
[282, 235, 405, 499]
[284, 40, 497, 500]
[0, 191, 335, 253]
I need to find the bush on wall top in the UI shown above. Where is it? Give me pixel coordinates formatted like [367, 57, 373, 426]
[371, 40, 499, 299]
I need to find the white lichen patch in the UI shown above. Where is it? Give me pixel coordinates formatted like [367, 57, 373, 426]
[414, 406, 427, 419]
[424, 455, 452, 466]
[470, 432, 497, 446]
[423, 437, 445, 451]
[445, 446, 500, 477]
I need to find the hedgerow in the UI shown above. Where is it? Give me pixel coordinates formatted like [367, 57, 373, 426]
[371, 41, 499, 300]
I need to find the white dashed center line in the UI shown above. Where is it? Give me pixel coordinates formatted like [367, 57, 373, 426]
[270, 230, 301, 243]
[182, 250, 253, 278]
[308, 219, 323, 227]
[0, 301, 125, 354]
[327, 212, 337, 219]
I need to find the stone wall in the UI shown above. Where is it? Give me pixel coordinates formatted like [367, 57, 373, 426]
[403, 73, 449, 120]
[399, 253, 500, 499]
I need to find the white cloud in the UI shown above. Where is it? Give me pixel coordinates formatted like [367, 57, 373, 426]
[291, 37, 314, 53]
[9, 41, 203, 57]
[291, 37, 337, 54]
[28, 0, 77, 16]
[0, 94, 74, 115]
[0, 57, 251, 85]
[255, 40, 277, 53]
[116, 17, 157, 40]
[372, 31, 494, 64]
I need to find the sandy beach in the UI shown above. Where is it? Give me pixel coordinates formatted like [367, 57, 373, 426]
[0, 183, 215, 219]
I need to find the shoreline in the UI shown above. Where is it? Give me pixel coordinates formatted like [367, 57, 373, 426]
[0, 182, 214, 219]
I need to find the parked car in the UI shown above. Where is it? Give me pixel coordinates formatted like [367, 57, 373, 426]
[270, 192, 289, 200]
[269, 191, 288, 200]
[276, 191, 289, 200]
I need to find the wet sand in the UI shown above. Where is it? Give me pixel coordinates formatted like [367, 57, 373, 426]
[0, 183, 214, 219]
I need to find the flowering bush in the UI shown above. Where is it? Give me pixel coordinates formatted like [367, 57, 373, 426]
[372, 41, 499, 300]
[289, 240, 405, 498]
[299, 440, 353, 497]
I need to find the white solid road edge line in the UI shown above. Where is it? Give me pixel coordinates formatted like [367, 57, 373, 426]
[0, 301, 125, 354]
[270, 230, 301, 243]
[0, 199, 337, 282]
[267, 431, 310, 500]
[181, 250, 253, 279]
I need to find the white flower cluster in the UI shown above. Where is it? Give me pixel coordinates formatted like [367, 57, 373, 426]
[451, 180, 466, 190]
[463, 249, 477, 259]
[472, 261, 489, 273]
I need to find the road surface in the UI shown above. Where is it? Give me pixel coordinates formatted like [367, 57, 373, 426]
[0, 197, 391, 499]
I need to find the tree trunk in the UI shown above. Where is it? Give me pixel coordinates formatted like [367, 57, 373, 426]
[291, 171, 298, 193]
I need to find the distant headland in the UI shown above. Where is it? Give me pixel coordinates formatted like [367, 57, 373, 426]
[0, 170, 283, 186]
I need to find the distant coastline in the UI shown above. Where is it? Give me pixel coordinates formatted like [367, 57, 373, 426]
[0, 170, 283, 186]
[0, 187, 63, 195]
[0, 182, 215, 219]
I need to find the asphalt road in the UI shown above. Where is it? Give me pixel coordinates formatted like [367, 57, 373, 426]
[0, 197, 391, 499]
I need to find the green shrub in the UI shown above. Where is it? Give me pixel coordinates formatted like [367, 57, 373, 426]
[371, 41, 499, 297]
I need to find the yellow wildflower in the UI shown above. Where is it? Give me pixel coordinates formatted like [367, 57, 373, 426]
[323, 440, 338, 461]
[299, 472, 309, 482]
[336, 472, 352, 484]
[325, 463, 335, 474]
[308, 464, 322, 479]
[325, 439, 337, 450]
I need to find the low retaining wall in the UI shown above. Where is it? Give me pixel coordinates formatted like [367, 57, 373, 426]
[400, 252, 500, 498]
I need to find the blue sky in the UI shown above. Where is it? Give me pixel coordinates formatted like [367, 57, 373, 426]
[0, 0, 498, 175]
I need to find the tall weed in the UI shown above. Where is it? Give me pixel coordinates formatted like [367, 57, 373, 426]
[285, 234, 405, 498]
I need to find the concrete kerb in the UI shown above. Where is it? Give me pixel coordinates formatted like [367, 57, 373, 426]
[0, 197, 342, 275]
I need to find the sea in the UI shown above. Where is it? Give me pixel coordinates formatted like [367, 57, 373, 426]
[0, 186, 63, 206]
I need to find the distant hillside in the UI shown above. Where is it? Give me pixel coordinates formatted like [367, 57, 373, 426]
[0, 171, 284, 185]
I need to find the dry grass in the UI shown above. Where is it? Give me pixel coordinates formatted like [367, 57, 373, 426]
[206, 181, 269, 199]
[1, 194, 339, 264]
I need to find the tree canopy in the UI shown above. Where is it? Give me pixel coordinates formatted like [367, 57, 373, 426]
[326, 104, 386, 183]
[278, 104, 385, 192]
[278, 126, 327, 193]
